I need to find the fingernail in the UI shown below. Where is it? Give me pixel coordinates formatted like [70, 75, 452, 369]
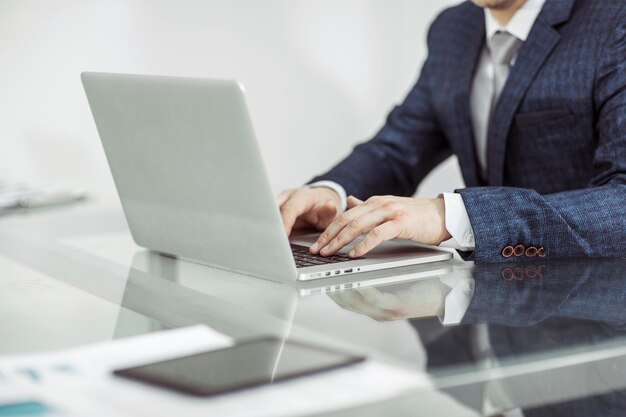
[310, 242, 319, 252]
[348, 250, 356, 258]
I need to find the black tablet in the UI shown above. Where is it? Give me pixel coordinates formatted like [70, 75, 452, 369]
[113, 337, 365, 396]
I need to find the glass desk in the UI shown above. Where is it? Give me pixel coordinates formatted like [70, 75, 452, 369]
[1, 203, 625, 416]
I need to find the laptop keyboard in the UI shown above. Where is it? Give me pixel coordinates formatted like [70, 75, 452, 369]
[290, 244, 352, 268]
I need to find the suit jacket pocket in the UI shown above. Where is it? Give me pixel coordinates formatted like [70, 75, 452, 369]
[515, 109, 576, 131]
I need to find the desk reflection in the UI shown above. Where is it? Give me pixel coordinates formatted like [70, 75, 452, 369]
[327, 258, 626, 416]
[116, 250, 299, 341]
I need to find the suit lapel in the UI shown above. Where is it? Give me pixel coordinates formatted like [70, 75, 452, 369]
[452, 4, 486, 188]
[487, 0, 575, 185]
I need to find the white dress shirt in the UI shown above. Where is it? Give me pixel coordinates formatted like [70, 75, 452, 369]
[312, 0, 546, 253]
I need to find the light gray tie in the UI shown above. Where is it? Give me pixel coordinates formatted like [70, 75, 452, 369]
[481, 31, 523, 180]
[489, 31, 523, 117]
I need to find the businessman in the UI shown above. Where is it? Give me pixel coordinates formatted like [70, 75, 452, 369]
[278, 0, 626, 263]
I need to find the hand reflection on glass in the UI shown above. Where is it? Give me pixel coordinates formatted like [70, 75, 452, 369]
[328, 278, 452, 322]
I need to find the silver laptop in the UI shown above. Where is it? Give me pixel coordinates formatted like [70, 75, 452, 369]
[82, 72, 452, 283]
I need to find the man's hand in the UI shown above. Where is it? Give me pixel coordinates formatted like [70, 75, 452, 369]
[328, 278, 451, 321]
[310, 195, 451, 258]
[277, 187, 342, 236]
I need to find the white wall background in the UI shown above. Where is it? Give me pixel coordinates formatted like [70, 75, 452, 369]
[0, 0, 464, 205]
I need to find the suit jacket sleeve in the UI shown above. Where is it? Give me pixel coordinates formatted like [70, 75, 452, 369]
[309, 17, 452, 200]
[457, 13, 626, 263]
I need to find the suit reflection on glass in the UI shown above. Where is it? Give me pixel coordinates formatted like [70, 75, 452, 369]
[327, 259, 626, 416]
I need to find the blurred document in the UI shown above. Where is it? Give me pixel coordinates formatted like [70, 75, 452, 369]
[0, 180, 86, 212]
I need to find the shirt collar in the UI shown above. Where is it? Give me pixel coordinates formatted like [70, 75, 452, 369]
[485, 0, 547, 48]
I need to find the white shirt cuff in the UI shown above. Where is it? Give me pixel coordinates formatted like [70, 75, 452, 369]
[439, 267, 475, 325]
[439, 192, 476, 251]
[308, 181, 348, 212]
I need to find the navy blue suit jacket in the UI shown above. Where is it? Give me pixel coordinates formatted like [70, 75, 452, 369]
[311, 0, 626, 263]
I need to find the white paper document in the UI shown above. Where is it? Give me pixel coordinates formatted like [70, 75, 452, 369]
[0, 325, 475, 417]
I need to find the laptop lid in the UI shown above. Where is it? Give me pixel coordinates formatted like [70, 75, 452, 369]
[82, 72, 298, 282]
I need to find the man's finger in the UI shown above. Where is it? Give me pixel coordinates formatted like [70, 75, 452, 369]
[310, 203, 377, 254]
[349, 221, 400, 257]
[305, 202, 339, 231]
[347, 195, 364, 209]
[328, 291, 388, 318]
[319, 209, 390, 256]
[281, 205, 299, 236]
[359, 288, 403, 310]
[277, 189, 295, 207]
[281, 192, 313, 235]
